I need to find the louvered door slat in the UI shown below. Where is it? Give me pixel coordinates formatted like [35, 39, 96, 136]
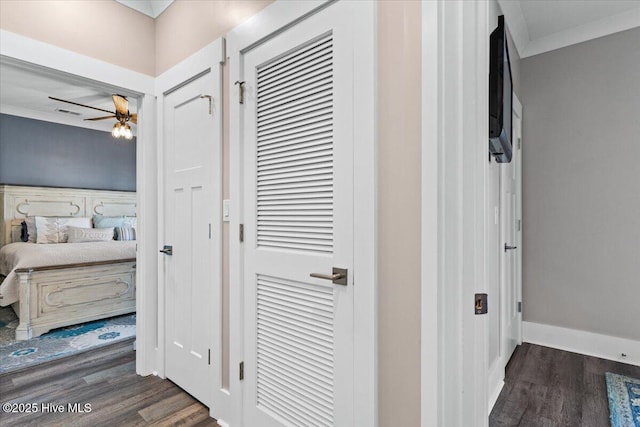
[257, 89, 332, 121]
[258, 107, 332, 133]
[256, 272, 335, 426]
[256, 352, 333, 398]
[250, 30, 338, 427]
[256, 370, 334, 420]
[259, 150, 332, 166]
[258, 141, 333, 161]
[257, 327, 335, 366]
[257, 36, 332, 81]
[257, 124, 331, 147]
[258, 62, 333, 97]
[257, 81, 332, 113]
[258, 99, 332, 127]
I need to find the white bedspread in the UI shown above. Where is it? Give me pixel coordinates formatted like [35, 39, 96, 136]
[0, 241, 136, 306]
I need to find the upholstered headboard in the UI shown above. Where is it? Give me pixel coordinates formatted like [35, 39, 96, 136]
[0, 185, 136, 246]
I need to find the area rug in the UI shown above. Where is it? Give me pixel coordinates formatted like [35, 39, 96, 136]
[606, 372, 640, 427]
[0, 306, 135, 374]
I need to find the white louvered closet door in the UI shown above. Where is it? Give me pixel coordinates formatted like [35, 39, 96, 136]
[241, 4, 354, 427]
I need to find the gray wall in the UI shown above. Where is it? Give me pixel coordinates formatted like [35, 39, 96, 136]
[0, 114, 136, 191]
[521, 28, 640, 341]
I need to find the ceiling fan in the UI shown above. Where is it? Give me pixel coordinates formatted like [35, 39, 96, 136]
[49, 94, 137, 139]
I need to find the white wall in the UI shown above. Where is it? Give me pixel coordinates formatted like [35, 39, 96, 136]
[521, 27, 640, 341]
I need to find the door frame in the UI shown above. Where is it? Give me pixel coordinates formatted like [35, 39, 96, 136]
[227, 1, 377, 426]
[0, 29, 158, 376]
[421, 1, 491, 425]
[155, 38, 225, 415]
[512, 93, 523, 346]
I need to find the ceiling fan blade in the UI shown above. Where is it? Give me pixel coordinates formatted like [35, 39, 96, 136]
[49, 96, 114, 115]
[84, 115, 117, 121]
[129, 113, 137, 124]
[112, 95, 129, 116]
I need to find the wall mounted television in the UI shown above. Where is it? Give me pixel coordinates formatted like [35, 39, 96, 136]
[489, 15, 513, 163]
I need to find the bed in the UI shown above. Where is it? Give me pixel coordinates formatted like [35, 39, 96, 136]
[0, 185, 137, 340]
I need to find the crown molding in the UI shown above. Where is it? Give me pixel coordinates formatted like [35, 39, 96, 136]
[497, 0, 530, 58]
[522, 6, 640, 58]
[497, 1, 640, 59]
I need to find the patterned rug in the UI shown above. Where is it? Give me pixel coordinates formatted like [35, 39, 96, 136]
[606, 372, 640, 427]
[0, 306, 135, 374]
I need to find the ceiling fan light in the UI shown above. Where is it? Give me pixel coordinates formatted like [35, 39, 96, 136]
[124, 124, 133, 140]
[112, 123, 121, 138]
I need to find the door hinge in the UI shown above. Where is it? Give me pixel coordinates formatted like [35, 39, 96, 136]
[199, 94, 212, 115]
[518, 138, 521, 150]
[517, 301, 522, 313]
[234, 81, 245, 104]
[208, 349, 211, 365]
[209, 223, 212, 239]
[517, 219, 521, 231]
[239, 361, 244, 381]
[239, 224, 244, 242]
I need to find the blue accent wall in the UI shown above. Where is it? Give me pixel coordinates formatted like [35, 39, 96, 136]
[0, 114, 136, 191]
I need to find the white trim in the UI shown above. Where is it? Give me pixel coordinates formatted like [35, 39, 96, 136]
[487, 379, 504, 414]
[226, 0, 327, 50]
[523, 321, 640, 367]
[420, 1, 441, 426]
[422, 1, 490, 425]
[228, 1, 376, 425]
[496, 0, 530, 58]
[0, 29, 157, 377]
[496, 2, 640, 59]
[513, 93, 523, 347]
[155, 39, 225, 419]
[352, 3, 377, 425]
[0, 30, 154, 95]
[135, 91, 158, 377]
[522, 7, 640, 58]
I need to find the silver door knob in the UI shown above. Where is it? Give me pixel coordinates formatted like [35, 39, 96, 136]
[310, 267, 348, 286]
[504, 244, 517, 252]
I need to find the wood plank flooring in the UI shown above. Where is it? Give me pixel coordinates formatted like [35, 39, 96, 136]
[0, 339, 218, 427]
[490, 342, 640, 427]
[4, 339, 638, 426]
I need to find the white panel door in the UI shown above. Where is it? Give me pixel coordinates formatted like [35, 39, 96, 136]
[240, 4, 355, 426]
[164, 73, 216, 406]
[500, 100, 522, 366]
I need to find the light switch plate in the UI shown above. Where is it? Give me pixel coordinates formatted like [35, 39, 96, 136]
[223, 199, 230, 222]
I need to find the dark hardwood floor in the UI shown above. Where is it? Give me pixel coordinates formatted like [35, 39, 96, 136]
[490, 342, 640, 427]
[0, 339, 218, 427]
[5, 339, 637, 426]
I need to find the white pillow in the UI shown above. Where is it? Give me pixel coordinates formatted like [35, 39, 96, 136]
[123, 216, 137, 229]
[67, 226, 115, 243]
[35, 216, 93, 243]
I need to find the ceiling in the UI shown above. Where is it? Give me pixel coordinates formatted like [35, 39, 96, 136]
[0, 60, 137, 134]
[2, 0, 638, 130]
[115, 0, 174, 18]
[498, 0, 640, 58]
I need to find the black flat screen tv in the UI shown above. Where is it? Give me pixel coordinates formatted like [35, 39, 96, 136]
[489, 15, 513, 163]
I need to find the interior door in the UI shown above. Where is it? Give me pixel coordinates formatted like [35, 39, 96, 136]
[500, 100, 522, 365]
[240, 4, 355, 426]
[163, 72, 216, 406]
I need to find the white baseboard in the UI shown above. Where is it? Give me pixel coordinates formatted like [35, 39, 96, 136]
[488, 379, 504, 413]
[487, 358, 505, 412]
[523, 321, 640, 367]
